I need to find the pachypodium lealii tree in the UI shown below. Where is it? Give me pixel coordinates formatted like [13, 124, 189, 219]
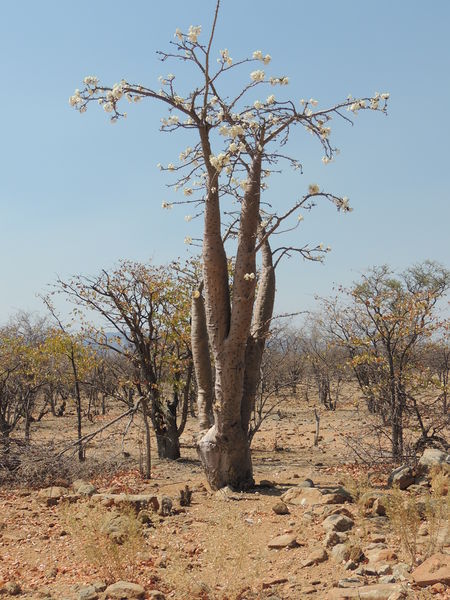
[70, 1, 389, 489]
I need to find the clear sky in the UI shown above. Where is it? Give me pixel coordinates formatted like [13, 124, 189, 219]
[1, 0, 449, 324]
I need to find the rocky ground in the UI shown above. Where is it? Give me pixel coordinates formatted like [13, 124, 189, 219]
[0, 403, 448, 599]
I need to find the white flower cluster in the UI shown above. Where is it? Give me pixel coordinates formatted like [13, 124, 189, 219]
[219, 49, 233, 66]
[219, 123, 245, 138]
[244, 272, 256, 281]
[253, 50, 271, 65]
[270, 76, 289, 85]
[209, 152, 230, 172]
[69, 89, 82, 106]
[339, 197, 352, 212]
[266, 94, 276, 105]
[250, 70, 265, 82]
[184, 215, 192, 222]
[184, 236, 193, 244]
[83, 75, 99, 87]
[161, 201, 173, 209]
[308, 184, 320, 194]
[188, 25, 201, 43]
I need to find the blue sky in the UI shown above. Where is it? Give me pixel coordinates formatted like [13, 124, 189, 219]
[1, 0, 449, 323]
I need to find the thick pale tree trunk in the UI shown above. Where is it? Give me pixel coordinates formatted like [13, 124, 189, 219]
[191, 288, 214, 431]
[197, 148, 266, 489]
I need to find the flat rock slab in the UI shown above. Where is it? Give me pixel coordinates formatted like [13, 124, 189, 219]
[328, 583, 402, 599]
[268, 533, 299, 549]
[281, 487, 324, 506]
[411, 553, 450, 586]
[104, 581, 145, 599]
[92, 493, 159, 512]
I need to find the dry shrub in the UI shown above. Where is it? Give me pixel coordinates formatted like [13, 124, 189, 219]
[386, 467, 450, 566]
[0, 439, 134, 488]
[386, 486, 421, 567]
[62, 501, 144, 582]
[156, 504, 265, 600]
[424, 466, 450, 557]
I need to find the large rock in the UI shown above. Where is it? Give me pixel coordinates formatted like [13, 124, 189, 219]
[281, 487, 324, 506]
[411, 553, 450, 586]
[328, 583, 402, 599]
[331, 543, 351, 563]
[322, 514, 354, 532]
[418, 449, 450, 474]
[302, 548, 327, 566]
[104, 581, 145, 599]
[38, 486, 70, 506]
[387, 465, 414, 490]
[267, 533, 299, 549]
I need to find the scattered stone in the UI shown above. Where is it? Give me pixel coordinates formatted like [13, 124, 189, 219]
[298, 478, 314, 488]
[272, 502, 290, 515]
[378, 575, 396, 584]
[328, 583, 402, 599]
[322, 514, 354, 532]
[77, 483, 97, 497]
[387, 465, 414, 490]
[267, 533, 299, 549]
[281, 487, 324, 506]
[324, 530, 348, 548]
[104, 581, 145, 599]
[260, 479, 275, 487]
[411, 552, 450, 586]
[147, 592, 166, 600]
[38, 486, 69, 506]
[418, 448, 450, 474]
[92, 493, 159, 513]
[366, 549, 397, 564]
[338, 577, 364, 588]
[392, 563, 410, 581]
[302, 548, 328, 566]
[302, 586, 316, 594]
[261, 578, 288, 589]
[78, 586, 99, 600]
[331, 543, 351, 563]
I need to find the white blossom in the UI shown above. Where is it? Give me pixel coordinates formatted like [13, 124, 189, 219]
[266, 94, 276, 105]
[184, 215, 192, 222]
[175, 28, 183, 40]
[103, 102, 113, 113]
[220, 49, 232, 66]
[297, 214, 304, 222]
[254, 100, 263, 109]
[244, 272, 256, 281]
[380, 92, 390, 99]
[161, 201, 173, 209]
[309, 98, 318, 106]
[83, 75, 99, 87]
[184, 236, 193, 244]
[308, 184, 320, 194]
[250, 70, 265, 82]
[188, 25, 201, 43]
[319, 242, 324, 250]
[183, 188, 193, 196]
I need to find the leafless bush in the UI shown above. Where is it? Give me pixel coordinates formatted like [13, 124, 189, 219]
[0, 438, 134, 488]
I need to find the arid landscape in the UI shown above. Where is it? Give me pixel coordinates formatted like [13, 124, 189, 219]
[1, 1, 449, 599]
[1, 393, 448, 600]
